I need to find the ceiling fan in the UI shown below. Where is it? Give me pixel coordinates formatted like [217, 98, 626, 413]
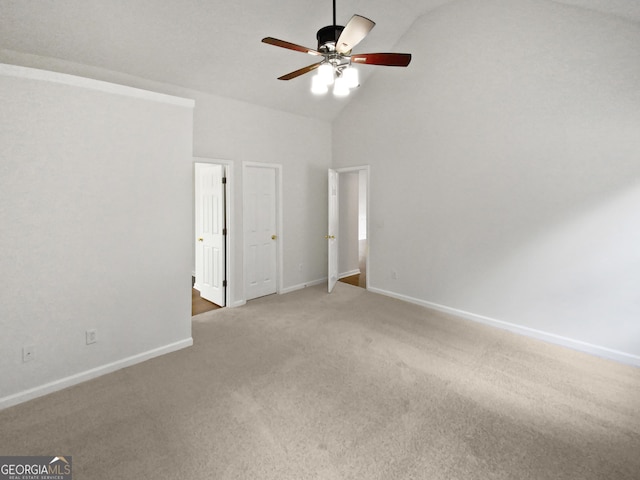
[261, 0, 412, 96]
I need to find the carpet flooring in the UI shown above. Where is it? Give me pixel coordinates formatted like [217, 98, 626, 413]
[1, 283, 639, 479]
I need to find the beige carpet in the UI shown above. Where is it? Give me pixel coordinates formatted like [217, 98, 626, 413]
[1, 282, 639, 479]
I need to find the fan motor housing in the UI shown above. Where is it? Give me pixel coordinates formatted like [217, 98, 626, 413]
[316, 25, 344, 51]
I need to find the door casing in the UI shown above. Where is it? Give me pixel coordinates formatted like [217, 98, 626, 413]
[330, 165, 370, 291]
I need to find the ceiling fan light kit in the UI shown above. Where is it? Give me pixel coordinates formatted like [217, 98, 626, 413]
[313, 64, 358, 97]
[332, 75, 350, 97]
[262, 0, 412, 98]
[343, 66, 359, 88]
[311, 74, 329, 95]
[318, 63, 335, 85]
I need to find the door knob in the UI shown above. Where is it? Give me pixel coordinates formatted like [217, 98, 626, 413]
[271, 235, 277, 240]
[197, 237, 203, 242]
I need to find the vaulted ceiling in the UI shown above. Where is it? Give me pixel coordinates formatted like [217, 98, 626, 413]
[1, 0, 639, 121]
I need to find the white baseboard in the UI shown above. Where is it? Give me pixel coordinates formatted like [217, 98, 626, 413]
[368, 287, 640, 368]
[281, 277, 327, 295]
[0, 338, 193, 411]
[339, 269, 361, 279]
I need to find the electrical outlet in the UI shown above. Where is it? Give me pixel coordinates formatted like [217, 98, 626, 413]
[86, 329, 97, 345]
[22, 345, 35, 363]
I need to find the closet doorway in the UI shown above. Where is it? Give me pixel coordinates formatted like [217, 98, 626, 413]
[336, 166, 369, 289]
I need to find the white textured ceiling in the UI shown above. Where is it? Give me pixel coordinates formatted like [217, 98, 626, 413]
[1, 0, 639, 121]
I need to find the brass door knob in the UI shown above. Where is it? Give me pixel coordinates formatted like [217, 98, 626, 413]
[271, 235, 277, 240]
[197, 237, 204, 242]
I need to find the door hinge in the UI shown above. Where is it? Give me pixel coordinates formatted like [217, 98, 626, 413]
[223, 280, 227, 287]
[222, 177, 227, 184]
[223, 228, 227, 235]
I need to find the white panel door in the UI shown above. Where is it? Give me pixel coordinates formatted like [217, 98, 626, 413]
[244, 166, 277, 300]
[195, 163, 225, 306]
[328, 169, 339, 293]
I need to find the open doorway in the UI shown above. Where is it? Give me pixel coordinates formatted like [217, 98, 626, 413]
[337, 167, 368, 289]
[192, 284, 221, 315]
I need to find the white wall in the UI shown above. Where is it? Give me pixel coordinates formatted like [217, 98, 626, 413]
[0, 51, 333, 306]
[0, 65, 195, 407]
[332, 0, 640, 364]
[191, 94, 331, 297]
[0, 51, 332, 407]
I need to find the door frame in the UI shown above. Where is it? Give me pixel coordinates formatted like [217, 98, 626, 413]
[193, 157, 235, 307]
[336, 165, 370, 290]
[242, 161, 283, 299]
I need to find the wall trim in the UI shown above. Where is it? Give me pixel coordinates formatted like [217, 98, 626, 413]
[368, 287, 640, 367]
[0, 338, 193, 411]
[0, 63, 195, 108]
[281, 277, 327, 295]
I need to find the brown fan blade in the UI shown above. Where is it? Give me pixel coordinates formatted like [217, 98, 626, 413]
[351, 53, 412, 67]
[262, 37, 322, 56]
[278, 62, 323, 81]
[336, 15, 375, 54]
